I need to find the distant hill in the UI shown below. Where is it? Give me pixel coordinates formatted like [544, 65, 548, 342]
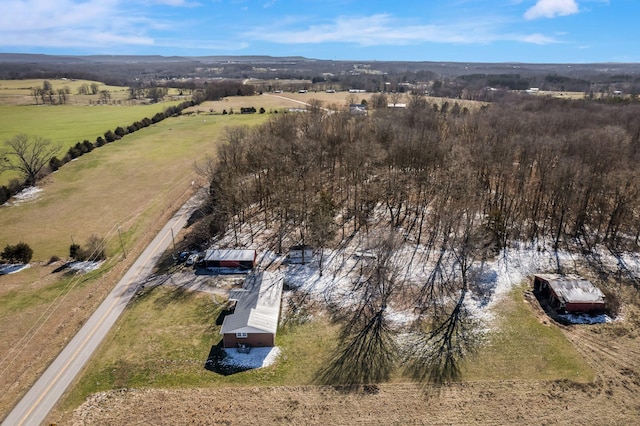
[1, 53, 639, 88]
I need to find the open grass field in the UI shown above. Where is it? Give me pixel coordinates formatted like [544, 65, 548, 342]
[60, 286, 338, 411]
[0, 101, 186, 185]
[187, 91, 486, 115]
[0, 79, 130, 106]
[57, 282, 592, 414]
[2, 91, 637, 424]
[0, 112, 267, 261]
[0, 111, 269, 419]
[54, 284, 640, 425]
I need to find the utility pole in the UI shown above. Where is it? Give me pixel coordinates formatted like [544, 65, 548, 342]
[117, 225, 126, 259]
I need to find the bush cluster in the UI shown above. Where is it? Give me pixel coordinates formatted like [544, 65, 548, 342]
[1, 242, 33, 264]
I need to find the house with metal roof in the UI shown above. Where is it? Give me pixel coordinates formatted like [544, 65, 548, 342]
[221, 271, 283, 349]
[533, 274, 606, 314]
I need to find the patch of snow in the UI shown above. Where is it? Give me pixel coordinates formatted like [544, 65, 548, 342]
[68, 261, 103, 273]
[220, 346, 281, 369]
[3, 186, 42, 206]
[0, 263, 31, 275]
[557, 313, 612, 325]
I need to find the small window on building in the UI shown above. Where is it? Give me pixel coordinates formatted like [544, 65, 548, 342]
[236, 332, 248, 338]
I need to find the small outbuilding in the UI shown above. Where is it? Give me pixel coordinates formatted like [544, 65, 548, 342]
[202, 249, 256, 270]
[533, 274, 606, 314]
[288, 245, 314, 264]
[221, 271, 283, 349]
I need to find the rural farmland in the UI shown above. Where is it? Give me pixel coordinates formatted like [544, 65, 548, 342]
[2, 57, 640, 426]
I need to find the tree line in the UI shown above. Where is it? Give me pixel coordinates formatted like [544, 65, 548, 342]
[198, 93, 640, 386]
[0, 100, 196, 204]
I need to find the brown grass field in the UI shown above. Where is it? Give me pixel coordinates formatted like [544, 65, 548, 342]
[2, 91, 639, 425]
[0, 110, 272, 419]
[61, 296, 640, 425]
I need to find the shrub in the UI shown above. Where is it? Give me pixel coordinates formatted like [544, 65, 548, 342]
[49, 156, 64, 172]
[95, 136, 106, 147]
[151, 112, 165, 123]
[82, 140, 94, 152]
[69, 243, 83, 260]
[66, 145, 82, 160]
[114, 126, 127, 138]
[1, 242, 34, 264]
[70, 235, 106, 262]
[104, 130, 118, 143]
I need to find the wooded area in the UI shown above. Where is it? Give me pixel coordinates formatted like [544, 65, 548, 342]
[198, 94, 640, 384]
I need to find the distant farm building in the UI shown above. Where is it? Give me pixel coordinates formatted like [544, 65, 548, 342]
[533, 274, 606, 314]
[288, 245, 313, 264]
[202, 249, 256, 270]
[349, 104, 367, 115]
[221, 271, 283, 349]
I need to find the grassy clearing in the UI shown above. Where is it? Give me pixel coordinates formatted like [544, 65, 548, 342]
[462, 286, 594, 382]
[63, 283, 593, 412]
[187, 92, 487, 116]
[0, 101, 184, 182]
[0, 113, 268, 261]
[0, 79, 130, 105]
[62, 286, 337, 411]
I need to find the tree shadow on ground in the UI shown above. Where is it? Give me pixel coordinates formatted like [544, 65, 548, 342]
[153, 283, 196, 308]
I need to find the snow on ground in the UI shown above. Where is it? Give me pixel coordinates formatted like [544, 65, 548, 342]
[220, 346, 281, 369]
[68, 260, 103, 273]
[278, 236, 631, 329]
[0, 263, 30, 275]
[2, 186, 42, 206]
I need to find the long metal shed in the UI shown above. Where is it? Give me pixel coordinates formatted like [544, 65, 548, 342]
[202, 249, 256, 269]
[533, 274, 606, 314]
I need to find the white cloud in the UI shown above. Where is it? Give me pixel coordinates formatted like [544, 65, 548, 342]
[519, 33, 559, 44]
[251, 14, 560, 46]
[524, 0, 579, 20]
[0, 0, 172, 49]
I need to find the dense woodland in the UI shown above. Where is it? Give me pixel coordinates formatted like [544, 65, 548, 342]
[196, 94, 640, 385]
[202, 95, 640, 255]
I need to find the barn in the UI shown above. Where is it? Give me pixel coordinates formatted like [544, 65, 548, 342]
[202, 249, 256, 270]
[533, 274, 606, 314]
[221, 271, 283, 349]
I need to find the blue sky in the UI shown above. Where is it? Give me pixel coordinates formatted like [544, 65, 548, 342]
[0, 0, 637, 62]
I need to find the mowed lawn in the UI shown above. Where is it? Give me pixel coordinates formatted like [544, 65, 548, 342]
[62, 287, 337, 410]
[61, 283, 592, 413]
[0, 112, 268, 262]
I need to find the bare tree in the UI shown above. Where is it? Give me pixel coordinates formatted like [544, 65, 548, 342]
[1, 134, 61, 186]
[317, 233, 402, 387]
